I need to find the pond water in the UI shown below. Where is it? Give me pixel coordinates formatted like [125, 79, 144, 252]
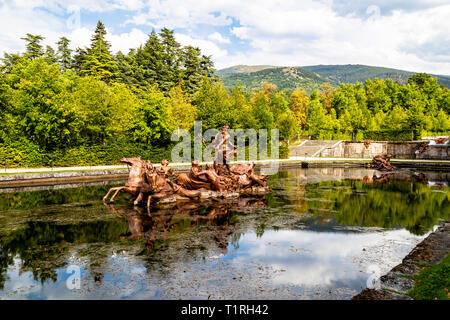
[0, 167, 448, 299]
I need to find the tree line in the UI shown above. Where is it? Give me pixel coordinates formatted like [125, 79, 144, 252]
[0, 21, 449, 167]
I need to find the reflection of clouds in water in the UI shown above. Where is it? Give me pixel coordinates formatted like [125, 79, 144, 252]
[3, 257, 41, 297]
[230, 229, 425, 288]
[1, 251, 157, 299]
[2, 260, 80, 300]
[0, 228, 427, 299]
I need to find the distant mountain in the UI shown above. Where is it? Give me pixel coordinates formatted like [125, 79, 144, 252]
[217, 66, 330, 93]
[216, 65, 278, 75]
[216, 64, 450, 92]
[303, 64, 450, 88]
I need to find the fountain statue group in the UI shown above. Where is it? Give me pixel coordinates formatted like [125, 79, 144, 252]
[103, 126, 269, 212]
[370, 154, 396, 171]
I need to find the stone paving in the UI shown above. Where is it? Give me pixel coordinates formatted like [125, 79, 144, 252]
[2, 157, 450, 175]
[352, 221, 450, 300]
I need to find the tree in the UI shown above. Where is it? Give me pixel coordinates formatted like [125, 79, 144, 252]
[44, 45, 57, 64]
[268, 90, 289, 122]
[306, 99, 327, 139]
[115, 50, 136, 86]
[69, 76, 114, 145]
[132, 31, 165, 89]
[193, 77, 234, 129]
[21, 34, 45, 60]
[167, 84, 197, 130]
[229, 84, 256, 129]
[130, 85, 175, 145]
[289, 89, 309, 130]
[277, 112, 296, 142]
[319, 82, 333, 112]
[81, 21, 118, 82]
[115, 29, 215, 95]
[339, 101, 368, 140]
[251, 92, 274, 131]
[407, 99, 428, 140]
[5, 58, 81, 151]
[158, 28, 182, 92]
[181, 46, 204, 95]
[57, 37, 73, 70]
[408, 73, 432, 89]
[365, 78, 392, 113]
[432, 109, 450, 133]
[71, 48, 87, 75]
[0, 53, 24, 74]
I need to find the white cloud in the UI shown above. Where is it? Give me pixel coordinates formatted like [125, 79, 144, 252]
[175, 33, 228, 59]
[0, 0, 449, 74]
[106, 28, 148, 53]
[208, 32, 230, 44]
[0, 2, 65, 54]
[125, 0, 232, 29]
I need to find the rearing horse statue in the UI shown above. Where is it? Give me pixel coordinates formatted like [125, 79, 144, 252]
[103, 157, 148, 204]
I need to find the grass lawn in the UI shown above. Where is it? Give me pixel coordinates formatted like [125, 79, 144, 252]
[407, 253, 450, 300]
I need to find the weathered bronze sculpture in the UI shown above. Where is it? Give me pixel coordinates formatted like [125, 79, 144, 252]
[103, 127, 269, 212]
[103, 157, 147, 203]
[370, 154, 396, 171]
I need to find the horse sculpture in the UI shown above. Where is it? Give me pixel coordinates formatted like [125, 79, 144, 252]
[103, 157, 148, 203]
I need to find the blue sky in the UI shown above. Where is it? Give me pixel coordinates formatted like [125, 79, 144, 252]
[0, 0, 449, 74]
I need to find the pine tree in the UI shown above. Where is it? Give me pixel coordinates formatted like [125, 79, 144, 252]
[21, 33, 44, 60]
[115, 28, 216, 94]
[158, 28, 182, 92]
[44, 45, 57, 64]
[133, 31, 164, 88]
[182, 46, 209, 95]
[57, 37, 73, 70]
[81, 21, 118, 82]
[0, 53, 24, 74]
[72, 47, 87, 75]
[116, 50, 136, 86]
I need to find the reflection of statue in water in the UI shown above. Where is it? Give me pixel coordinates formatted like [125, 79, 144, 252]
[372, 172, 393, 184]
[105, 196, 266, 251]
[414, 173, 428, 185]
[363, 172, 394, 184]
[107, 204, 150, 239]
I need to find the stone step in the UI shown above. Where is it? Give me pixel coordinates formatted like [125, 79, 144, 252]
[289, 140, 340, 157]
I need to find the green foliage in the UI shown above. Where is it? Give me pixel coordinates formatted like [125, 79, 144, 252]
[117, 29, 215, 93]
[80, 21, 119, 82]
[303, 64, 450, 88]
[56, 37, 73, 70]
[305, 180, 450, 236]
[21, 34, 45, 60]
[219, 66, 329, 93]
[408, 254, 450, 300]
[193, 77, 235, 128]
[5, 58, 80, 151]
[130, 85, 175, 145]
[0, 21, 449, 168]
[218, 64, 450, 93]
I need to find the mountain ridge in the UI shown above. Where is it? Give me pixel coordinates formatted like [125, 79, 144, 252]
[216, 64, 450, 92]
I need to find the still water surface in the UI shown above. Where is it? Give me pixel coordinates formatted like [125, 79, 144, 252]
[0, 167, 448, 299]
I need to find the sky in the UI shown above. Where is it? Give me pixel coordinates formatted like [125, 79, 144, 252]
[0, 0, 449, 74]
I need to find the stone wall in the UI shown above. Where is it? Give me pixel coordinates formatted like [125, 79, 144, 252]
[319, 141, 449, 160]
[416, 144, 450, 160]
